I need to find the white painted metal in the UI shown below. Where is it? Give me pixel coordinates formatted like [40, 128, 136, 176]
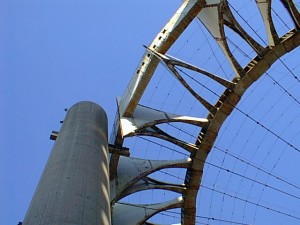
[132, 127, 199, 154]
[119, 1, 206, 118]
[110, 0, 206, 148]
[145, 47, 235, 89]
[197, 3, 244, 77]
[120, 177, 187, 198]
[112, 197, 183, 225]
[109, 1, 300, 224]
[120, 104, 209, 137]
[110, 156, 192, 203]
[256, 0, 279, 46]
[109, 0, 206, 180]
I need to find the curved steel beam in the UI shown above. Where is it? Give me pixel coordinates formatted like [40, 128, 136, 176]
[110, 0, 300, 224]
[182, 29, 300, 225]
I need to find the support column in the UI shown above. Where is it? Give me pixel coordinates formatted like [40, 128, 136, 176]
[23, 101, 110, 225]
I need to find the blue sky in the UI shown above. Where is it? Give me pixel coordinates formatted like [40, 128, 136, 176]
[1, 0, 300, 224]
[0, 0, 178, 223]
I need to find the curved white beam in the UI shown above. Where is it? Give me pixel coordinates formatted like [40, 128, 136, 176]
[121, 104, 209, 137]
[109, 1, 300, 224]
[111, 156, 191, 203]
[112, 197, 183, 225]
[119, 177, 187, 198]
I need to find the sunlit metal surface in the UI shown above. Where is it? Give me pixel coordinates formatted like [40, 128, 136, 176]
[109, 0, 300, 224]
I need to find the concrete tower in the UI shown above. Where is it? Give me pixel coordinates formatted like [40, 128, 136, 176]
[23, 101, 110, 225]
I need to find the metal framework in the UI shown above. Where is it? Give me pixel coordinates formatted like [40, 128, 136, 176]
[109, 0, 300, 224]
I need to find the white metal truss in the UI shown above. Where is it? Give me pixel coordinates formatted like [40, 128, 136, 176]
[110, 156, 192, 204]
[112, 197, 183, 225]
[109, 0, 300, 224]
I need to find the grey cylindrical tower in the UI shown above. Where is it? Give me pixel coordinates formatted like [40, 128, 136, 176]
[23, 101, 110, 225]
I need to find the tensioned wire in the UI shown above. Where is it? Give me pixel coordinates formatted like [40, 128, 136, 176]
[137, 135, 300, 201]
[120, 1, 298, 223]
[196, 1, 299, 223]
[177, 60, 300, 223]
[229, 1, 300, 84]
[137, 134, 300, 221]
[128, 57, 300, 221]
[123, 10, 221, 218]
[118, 201, 253, 225]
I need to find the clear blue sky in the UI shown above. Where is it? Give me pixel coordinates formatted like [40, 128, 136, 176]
[0, 0, 177, 223]
[1, 0, 300, 224]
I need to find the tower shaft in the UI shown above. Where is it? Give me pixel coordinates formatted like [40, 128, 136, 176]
[23, 101, 110, 225]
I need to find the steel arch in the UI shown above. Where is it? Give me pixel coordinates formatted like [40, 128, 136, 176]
[109, 1, 300, 224]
